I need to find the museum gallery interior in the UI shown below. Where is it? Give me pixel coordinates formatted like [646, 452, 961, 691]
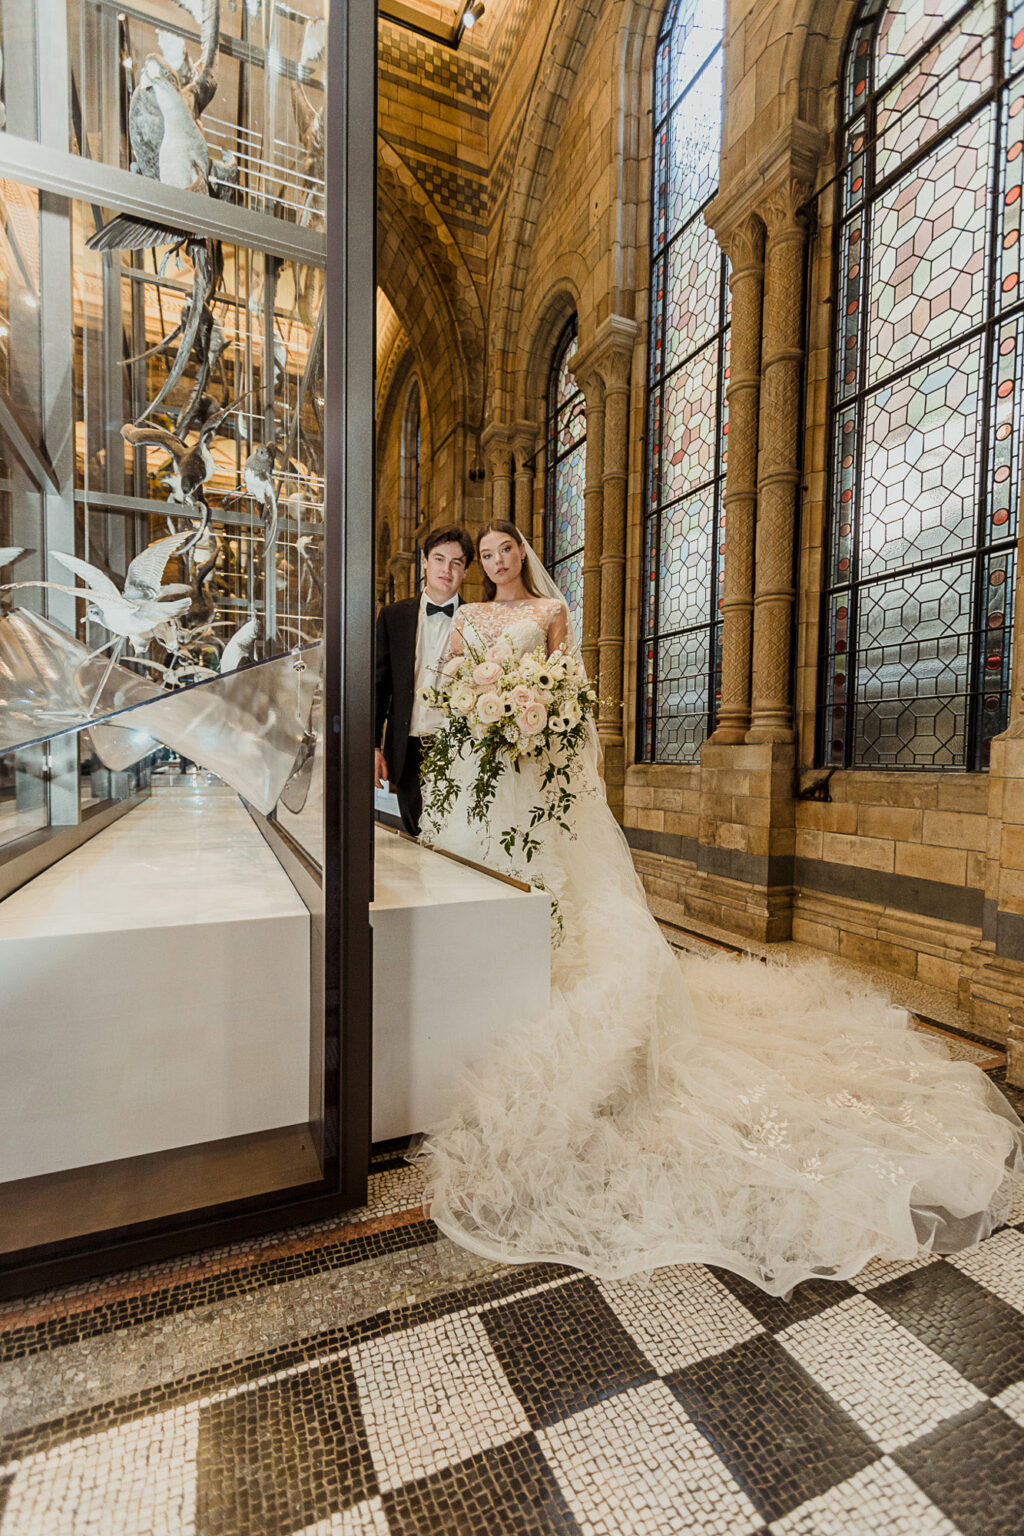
[2, 0, 1024, 1532]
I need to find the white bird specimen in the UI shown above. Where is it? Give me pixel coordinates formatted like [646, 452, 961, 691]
[1, 535, 193, 654]
[221, 616, 261, 673]
[0, 547, 24, 568]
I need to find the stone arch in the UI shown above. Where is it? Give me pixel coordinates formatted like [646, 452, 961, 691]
[487, 0, 606, 427]
[514, 272, 584, 426]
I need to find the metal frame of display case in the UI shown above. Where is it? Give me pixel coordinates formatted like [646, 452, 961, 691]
[0, 0, 375, 1298]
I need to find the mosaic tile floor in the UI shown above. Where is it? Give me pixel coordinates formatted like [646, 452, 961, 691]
[2, 1074, 1024, 1532]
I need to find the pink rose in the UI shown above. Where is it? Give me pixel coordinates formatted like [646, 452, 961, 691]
[442, 656, 464, 678]
[476, 691, 504, 724]
[518, 702, 547, 735]
[510, 684, 535, 712]
[473, 660, 502, 687]
[487, 641, 513, 663]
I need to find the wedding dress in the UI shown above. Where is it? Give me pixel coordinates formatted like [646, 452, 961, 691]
[418, 596, 1024, 1296]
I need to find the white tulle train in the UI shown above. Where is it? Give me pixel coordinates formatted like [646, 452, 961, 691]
[417, 639, 1023, 1297]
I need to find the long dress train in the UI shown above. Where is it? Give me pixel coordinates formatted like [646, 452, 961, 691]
[418, 605, 1024, 1297]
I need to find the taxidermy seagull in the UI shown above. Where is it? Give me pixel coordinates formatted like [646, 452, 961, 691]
[0, 548, 24, 569]
[0, 534, 193, 655]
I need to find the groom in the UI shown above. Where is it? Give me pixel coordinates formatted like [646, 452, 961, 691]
[374, 525, 473, 836]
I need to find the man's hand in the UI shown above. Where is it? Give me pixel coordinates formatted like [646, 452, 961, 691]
[374, 749, 389, 789]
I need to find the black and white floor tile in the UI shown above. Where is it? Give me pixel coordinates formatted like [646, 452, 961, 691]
[3, 1225, 1024, 1536]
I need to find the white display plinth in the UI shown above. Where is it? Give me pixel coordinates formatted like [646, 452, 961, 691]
[0, 796, 551, 1182]
[371, 830, 551, 1141]
[0, 787, 310, 1183]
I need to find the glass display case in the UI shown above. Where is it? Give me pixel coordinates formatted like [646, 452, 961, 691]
[0, 0, 374, 1295]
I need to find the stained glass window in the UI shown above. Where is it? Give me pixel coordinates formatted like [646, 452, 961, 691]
[544, 317, 586, 639]
[822, 0, 1023, 770]
[639, 0, 727, 763]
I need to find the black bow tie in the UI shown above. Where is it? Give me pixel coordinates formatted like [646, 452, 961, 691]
[425, 601, 455, 618]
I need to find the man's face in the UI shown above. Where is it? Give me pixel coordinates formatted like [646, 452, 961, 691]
[423, 541, 468, 602]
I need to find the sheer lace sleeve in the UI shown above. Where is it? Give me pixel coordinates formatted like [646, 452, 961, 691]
[546, 601, 569, 656]
[447, 608, 467, 659]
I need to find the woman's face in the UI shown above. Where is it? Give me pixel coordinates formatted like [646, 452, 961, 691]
[478, 530, 524, 590]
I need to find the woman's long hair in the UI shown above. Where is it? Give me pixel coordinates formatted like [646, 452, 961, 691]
[477, 520, 543, 602]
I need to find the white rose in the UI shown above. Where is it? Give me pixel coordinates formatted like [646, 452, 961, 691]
[518, 702, 547, 735]
[476, 691, 503, 724]
[546, 658, 567, 682]
[450, 684, 476, 715]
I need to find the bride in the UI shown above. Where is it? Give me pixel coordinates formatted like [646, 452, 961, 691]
[417, 520, 1024, 1296]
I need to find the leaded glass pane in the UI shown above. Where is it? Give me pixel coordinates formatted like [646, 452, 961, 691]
[545, 318, 587, 620]
[663, 219, 721, 372]
[552, 444, 585, 564]
[868, 109, 993, 382]
[823, 1, 1018, 771]
[667, 0, 724, 107]
[666, 52, 723, 235]
[654, 630, 710, 762]
[860, 340, 983, 577]
[876, 1, 951, 88]
[851, 561, 973, 768]
[640, 0, 726, 762]
[875, 2, 995, 176]
[553, 550, 583, 647]
[660, 345, 719, 503]
[658, 491, 714, 634]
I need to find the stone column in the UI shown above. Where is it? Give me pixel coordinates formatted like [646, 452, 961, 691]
[481, 425, 513, 524]
[570, 368, 606, 687]
[747, 178, 812, 745]
[709, 215, 764, 744]
[512, 421, 538, 533]
[597, 338, 637, 747]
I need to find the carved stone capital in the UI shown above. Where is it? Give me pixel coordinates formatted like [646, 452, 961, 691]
[511, 419, 539, 469]
[707, 118, 827, 240]
[570, 315, 640, 397]
[758, 175, 815, 239]
[481, 423, 513, 479]
[718, 214, 764, 274]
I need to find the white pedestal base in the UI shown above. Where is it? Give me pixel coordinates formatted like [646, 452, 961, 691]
[0, 788, 309, 1183]
[371, 831, 551, 1141]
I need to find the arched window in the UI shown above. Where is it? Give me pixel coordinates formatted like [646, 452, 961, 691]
[544, 317, 586, 639]
[400, 378, 421, 592]
[822, 1, 1023, 770]
[638, 0, 727, 763]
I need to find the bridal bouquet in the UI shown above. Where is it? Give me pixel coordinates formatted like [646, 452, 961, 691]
[419, 633, 598, 869]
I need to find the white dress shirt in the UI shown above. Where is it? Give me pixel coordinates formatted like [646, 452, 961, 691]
[410, 590, 457, 738]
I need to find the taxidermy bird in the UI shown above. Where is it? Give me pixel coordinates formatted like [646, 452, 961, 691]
[123, 391, 244, 528]
[87, 0, 227, 253]
[0, 535, 193, 655]
[0, 548, 23, 569]
[177, 534, 222, 641]
[221, 615, 261, 673]
[291, 82, 324, 229]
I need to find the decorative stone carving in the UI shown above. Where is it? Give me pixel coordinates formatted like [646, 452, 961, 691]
[748, 176, 814, 745]
[511, 421, 538, 534]
[709, 213, 764, 744]
[481, 424, 513, 524]
[570, 367, 605, 684]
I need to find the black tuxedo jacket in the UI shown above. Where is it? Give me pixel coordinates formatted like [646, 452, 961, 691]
[375, 594, 462, 781]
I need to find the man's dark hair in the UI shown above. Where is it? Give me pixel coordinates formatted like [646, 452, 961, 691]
[421, 524, 474, 565]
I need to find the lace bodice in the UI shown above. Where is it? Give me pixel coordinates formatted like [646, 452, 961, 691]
[453, 598, 566, 659]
